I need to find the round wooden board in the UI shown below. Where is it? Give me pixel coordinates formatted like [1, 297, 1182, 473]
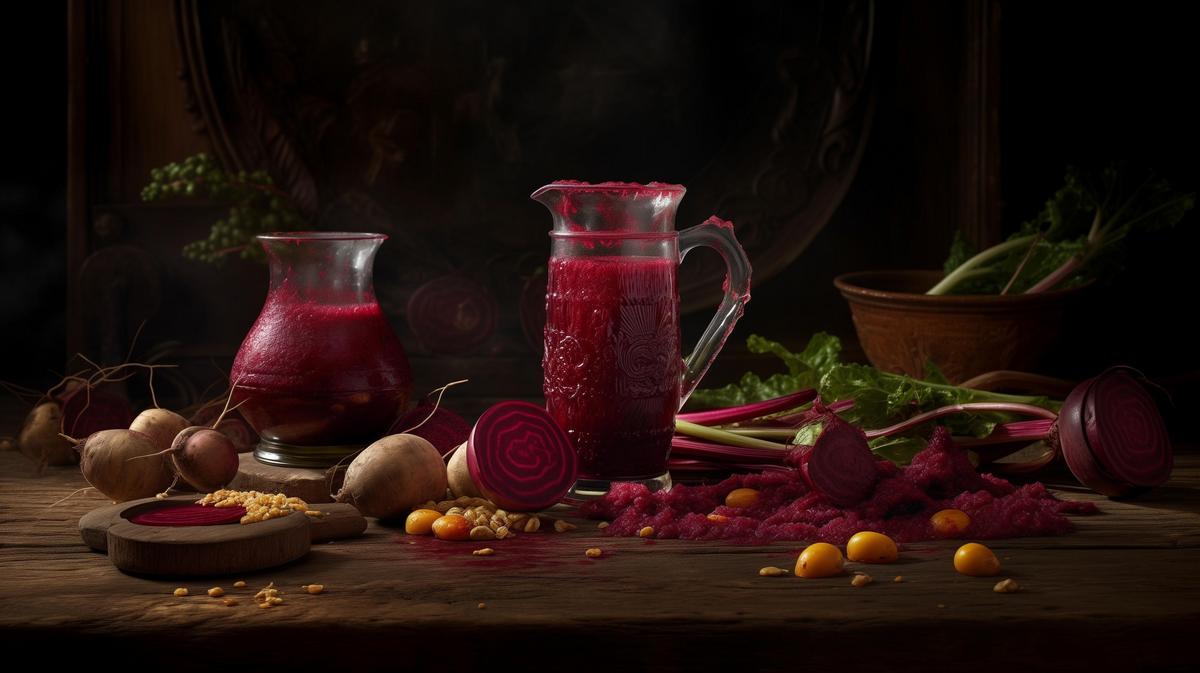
[79, 496, 368, 577]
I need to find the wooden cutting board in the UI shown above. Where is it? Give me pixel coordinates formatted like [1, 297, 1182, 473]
[79, 495, 367, 577]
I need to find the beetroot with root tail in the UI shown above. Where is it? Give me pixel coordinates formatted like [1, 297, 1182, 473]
[336, 433, 447, 519]
[170, 426, 240, 492]
[189, 404, 259, 453]
[130, 408, 190, 453]
[76, 428, 174, 502]
[19, 402, 77, 466]
[60, 386, 134, 438]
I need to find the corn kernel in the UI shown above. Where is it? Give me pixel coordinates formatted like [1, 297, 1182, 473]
[954, 543, 1001, 577]
[585, 548, 602, 558]
[304, 584, 324, 594]
[207, 587, 225, 598]
[931, 509, 972, 537]
[432, 514, 472, 541]
[795, 542, 843, 578]
[638, 526, 655, 538]
[724, 488, 761, 509]
[846, 531, 899, 563]
[233, 581, 247, 588]
[173, 588, 189, 597]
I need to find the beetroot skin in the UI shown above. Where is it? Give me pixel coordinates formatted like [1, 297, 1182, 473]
[582, 427, 1097, 543]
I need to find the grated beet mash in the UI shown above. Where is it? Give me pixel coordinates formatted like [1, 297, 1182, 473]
[581, 428, 1097, 543]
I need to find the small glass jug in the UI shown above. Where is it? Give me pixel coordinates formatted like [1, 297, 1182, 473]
[532, 181, 751, 496]
[230, 232, 412, 467]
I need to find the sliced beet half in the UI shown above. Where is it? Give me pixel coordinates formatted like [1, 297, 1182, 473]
[466, 401, 577, 511]
[1059, 367, 1173, 497]
[796, 414, 879, 507]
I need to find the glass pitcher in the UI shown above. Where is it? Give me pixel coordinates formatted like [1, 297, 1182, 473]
[532, 181, 751, 496]
[230, 232, 412, 467]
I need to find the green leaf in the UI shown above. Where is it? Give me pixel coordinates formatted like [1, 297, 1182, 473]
[692, 333, 1057, 440]
[938, 163, 1194, 294]
[688, 332, 842, 409]
[943, 231, 975, 275]
[868, 435, 928, 466]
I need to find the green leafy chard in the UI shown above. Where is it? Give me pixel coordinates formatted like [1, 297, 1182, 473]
[929, 163, 1194, 295]
[687, 333, 841, 408]
[688, 333, 1056, 464]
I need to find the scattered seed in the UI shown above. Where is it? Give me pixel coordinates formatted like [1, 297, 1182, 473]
[207, 587, 225, 598]
[851, 573, 873, 587]
[893, 576, 904, 583]
[638, 526, 655, 538]
[222, 598, 238, 607]
[597, 521, 609, 529]
[524, 517, 541, 533]
[303, 584, 325, 594]
[585, 548, 602, 558]
[469, 525, 497, 541]
[477, 602, 487, 609]
[172, 588, 189, 597]
[553, 519, 576, 533]
[259, 602, 272, 609]
[473, 548, 495, 556]
[758, 566, 787, 577]
[233, 581, 247, 588]
[993, 578, 1020, 594]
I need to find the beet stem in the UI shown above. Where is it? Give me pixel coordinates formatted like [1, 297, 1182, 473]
[863, 402, 1058, 440]
[676, 389, 818, 426]
[673, 419, 790, 450]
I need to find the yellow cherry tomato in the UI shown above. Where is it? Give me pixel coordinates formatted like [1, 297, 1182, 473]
[405, 509, 442, 535]
[931, 509, 972, 537]
[724, 488, 761, 509]
[431, 514, 472, 541]
[795, 542, 844, 578]
[954, 542, 1001, 577]
[846, 531, 899, 563]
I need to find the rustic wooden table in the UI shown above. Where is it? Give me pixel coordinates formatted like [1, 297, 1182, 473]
[1, 448, 1197, 672]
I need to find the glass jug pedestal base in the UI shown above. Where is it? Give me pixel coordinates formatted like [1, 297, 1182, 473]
[254, 438, 364, 469]
[568, 472, 672, 500]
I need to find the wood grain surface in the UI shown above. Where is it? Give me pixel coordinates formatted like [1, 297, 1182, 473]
[1, 449, 1197, 672]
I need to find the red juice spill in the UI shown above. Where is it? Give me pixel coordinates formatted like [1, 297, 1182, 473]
[230, 286, 411, 445]
[581, 428, 1099, 543]
[543, 256, 682, 479]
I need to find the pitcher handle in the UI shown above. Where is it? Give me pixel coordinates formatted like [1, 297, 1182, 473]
[677, 216, 752, 406]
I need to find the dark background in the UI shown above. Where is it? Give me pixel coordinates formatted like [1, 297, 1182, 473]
[1, 1, 1196, 402]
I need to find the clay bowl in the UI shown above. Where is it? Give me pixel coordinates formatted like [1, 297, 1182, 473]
[834, 270, 1089, 383]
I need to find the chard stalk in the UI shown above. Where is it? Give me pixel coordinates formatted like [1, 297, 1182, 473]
[927, 234, 1039, 295]
[673, 419, 790, 450]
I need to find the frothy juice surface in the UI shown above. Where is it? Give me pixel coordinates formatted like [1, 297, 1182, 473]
[543, 256, 682, 479]
[230, 288, 410, 445]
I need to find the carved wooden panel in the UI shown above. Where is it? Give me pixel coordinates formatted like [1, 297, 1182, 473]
[175, 0, 874, 355]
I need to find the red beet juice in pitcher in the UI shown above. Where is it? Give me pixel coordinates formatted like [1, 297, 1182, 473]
[544, 255, 683, 479]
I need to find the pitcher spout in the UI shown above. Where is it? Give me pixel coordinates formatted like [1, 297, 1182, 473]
[530, 180, 686, 234]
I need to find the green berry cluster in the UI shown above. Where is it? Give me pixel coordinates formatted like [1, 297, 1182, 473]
[141, 153, 305, 264]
